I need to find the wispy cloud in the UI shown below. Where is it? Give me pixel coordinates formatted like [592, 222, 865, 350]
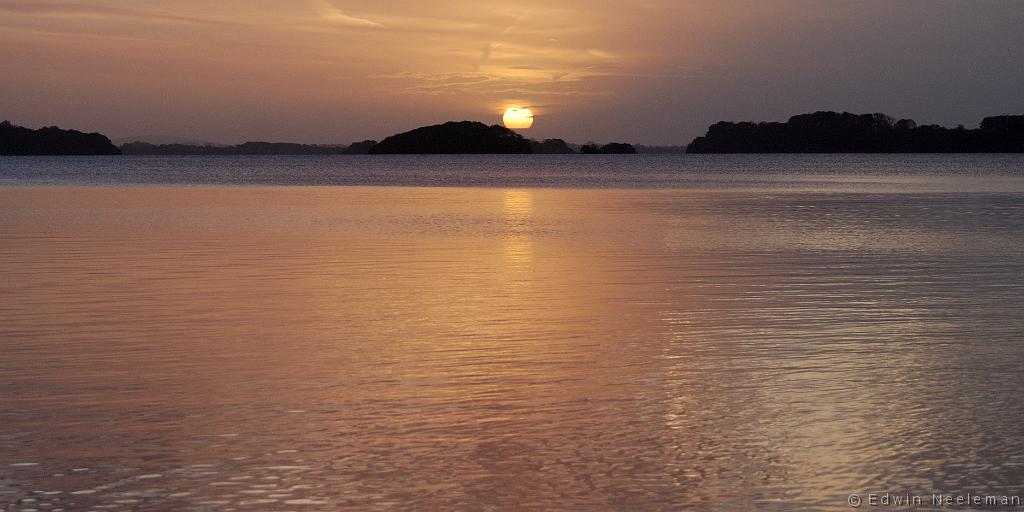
[310, 0, 380, 28]
[0, 0, 695, 141]
[0, 1, 242, 27]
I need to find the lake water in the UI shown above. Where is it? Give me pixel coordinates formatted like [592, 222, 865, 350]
[2, 155, 1024, 511]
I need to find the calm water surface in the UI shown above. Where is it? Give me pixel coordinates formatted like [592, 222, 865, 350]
[2, 155, 1024, 510]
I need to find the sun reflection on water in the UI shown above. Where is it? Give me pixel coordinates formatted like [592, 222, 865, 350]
[502, 189, 533, 272]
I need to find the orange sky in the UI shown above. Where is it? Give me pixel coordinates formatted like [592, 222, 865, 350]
[2, 1, 1023, 144]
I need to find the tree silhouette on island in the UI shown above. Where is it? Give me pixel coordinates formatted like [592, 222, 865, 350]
[1, 121, 120, 155]
[367, 121, 638, 154]
[120, 141, 352, 155]
[369, 121, 532, 154]
[579, 142, 638, 154]
[6, 112, 1024, 156]
[109, 122, 633, 155]
[116, 121, 635, 155]
[687, 112, 1024, 153]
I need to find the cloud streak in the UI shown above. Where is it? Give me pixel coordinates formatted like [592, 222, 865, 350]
[311, 0, 380, 28]
[0, 1, 243, 27]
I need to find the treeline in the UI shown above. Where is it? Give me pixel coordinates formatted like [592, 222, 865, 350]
[4, 119, 640, 156]
[580, 142, 637, 154]
[633, 145, 688, 154]
[1, 120, 121, 155]
[529, 138, 576, 154]
[122, 137, 586, 155]
[364, 121, 637, 154]
[369, 121, 531, 154]
[687, 112, 1024, 153]
[120, 123, 639, 155]
[120, 141, 372, 155]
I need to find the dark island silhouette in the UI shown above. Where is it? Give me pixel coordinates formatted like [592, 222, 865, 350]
[10, 113, 1023, 156]
[1, 121, 120, 155]
[687, 112, 1024, 153]
[580, 142, 638, 154]
[116, 122, 610, 155]
[343, 140, 379, 155]
[369, 121, 531, 154]
[0, 119, 636, 156]
[529, 138, 576, 154]
[633, 144, 688, 154]
[120, 141, 354, 155]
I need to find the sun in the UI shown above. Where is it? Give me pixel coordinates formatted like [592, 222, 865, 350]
[502, 107, 534, 129]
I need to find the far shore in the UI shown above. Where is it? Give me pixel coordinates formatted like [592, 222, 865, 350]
[4, 111, 1024, 156]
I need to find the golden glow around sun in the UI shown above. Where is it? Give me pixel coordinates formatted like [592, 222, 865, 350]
[502, 107, 534, 129]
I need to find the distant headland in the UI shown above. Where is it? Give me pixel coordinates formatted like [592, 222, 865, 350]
[367, 121, 639, 155]
[2, 120, 639, 156]
[1, 121, 120, 155]
[6, 112, 1024, 156]
[687, 112, 1024, 153]
[121, 141, 356, 156]
[369, 121, 531, 154]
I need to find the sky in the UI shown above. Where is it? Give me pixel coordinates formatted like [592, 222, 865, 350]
[2, 0, 1023, 145]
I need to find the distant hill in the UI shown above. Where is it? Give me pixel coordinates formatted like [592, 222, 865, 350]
[369, 121, 531, 154]
[121, 141, 350, 155]
[529, 138, 576, 154]
[1, 121, 121, 155]
[343, 140, 378, 154]
[687, 112, 1024, 153]
[113, 134, 213, 146]
[579, 142, 637, 154]
[634, 144, 688, 154]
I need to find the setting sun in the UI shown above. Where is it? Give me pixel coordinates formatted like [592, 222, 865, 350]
[502, 107, 534, 129]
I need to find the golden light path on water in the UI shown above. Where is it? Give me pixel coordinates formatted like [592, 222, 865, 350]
[2, 182, 1024, 510]
[503, 189, 533, 272]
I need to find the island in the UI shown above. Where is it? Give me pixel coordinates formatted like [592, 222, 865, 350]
[368, 121, 532, 154]
[687, 112, 1024, 153]
[12, 113, 1024, 156]
[120, 141, 354, 155]
[529, 138, 576, 154]
[1, 121, 121, 155]
[580, 143, 638, 154]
